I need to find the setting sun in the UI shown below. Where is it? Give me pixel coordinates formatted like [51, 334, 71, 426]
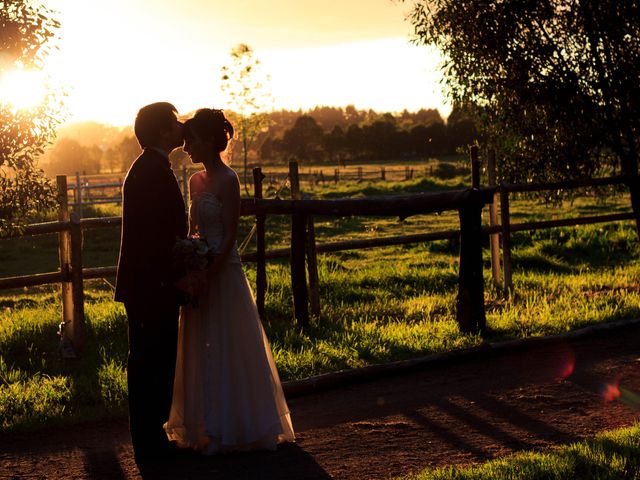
[0, 68, 49, 111]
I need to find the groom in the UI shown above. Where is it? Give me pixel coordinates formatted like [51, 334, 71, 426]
[114, 102, 187, 462]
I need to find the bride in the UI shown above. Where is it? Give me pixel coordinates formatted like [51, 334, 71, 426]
[164, 108, 295, 454]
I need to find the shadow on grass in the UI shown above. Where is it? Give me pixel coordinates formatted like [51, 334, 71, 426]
[511, 252, 573, 274]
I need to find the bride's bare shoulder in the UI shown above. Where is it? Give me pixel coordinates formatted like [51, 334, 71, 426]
[189, 171, 207, 194]
[223, 167, 240, 185]
[218, 167, 240, 196]
[189, 171, 206, 184]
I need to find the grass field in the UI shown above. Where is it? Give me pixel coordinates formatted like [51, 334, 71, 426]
[400, 423, 640, 480]
[1, 157, 638, 434]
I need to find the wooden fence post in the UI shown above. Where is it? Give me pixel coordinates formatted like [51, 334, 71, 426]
[381, 167, 386, 180]
[306, 217, 321, 320]
[75, 171, 83, 218]
[334, 169, 339, 184]
[290, 161, 301, 199]
[57, 176, 75, 358]
[69, 211, 85, 354]
[456, 190, 486, 334]
[470, 145, 480, 189]
[289, 161, 309, 327]
[253, 167, 266, 319]
[500, 181, 514, 294]
[487, 149, 501, 287]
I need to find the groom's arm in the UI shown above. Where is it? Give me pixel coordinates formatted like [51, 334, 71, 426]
[124, 163, 179, 293]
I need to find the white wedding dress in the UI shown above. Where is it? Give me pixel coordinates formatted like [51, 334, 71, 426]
[164, 191, 295, 453]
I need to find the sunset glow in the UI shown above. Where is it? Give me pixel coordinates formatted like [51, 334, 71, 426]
[42, 0, 450, 127]
[0, 68, 48, 111]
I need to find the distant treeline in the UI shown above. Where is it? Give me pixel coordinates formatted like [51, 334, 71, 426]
[257, 105, 477, 165]
[41, 105, 477, 175]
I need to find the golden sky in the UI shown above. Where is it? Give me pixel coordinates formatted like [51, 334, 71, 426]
[12, 0, 449, 126]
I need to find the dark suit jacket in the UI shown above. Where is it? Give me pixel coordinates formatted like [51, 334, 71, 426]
[114, 148, 188, 304]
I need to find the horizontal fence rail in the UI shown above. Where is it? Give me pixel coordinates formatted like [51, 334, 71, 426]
[64, 166, 424, 215]
[502, 176, 628, 193]
[509, 212, 635, 233]
[240, 189, 495, 217]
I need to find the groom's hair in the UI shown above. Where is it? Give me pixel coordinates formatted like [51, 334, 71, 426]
[134, 102, 179, 148]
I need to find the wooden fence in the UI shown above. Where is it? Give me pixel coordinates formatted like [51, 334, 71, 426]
[65, 165, 421, 216]
[1, 153, 637, 357]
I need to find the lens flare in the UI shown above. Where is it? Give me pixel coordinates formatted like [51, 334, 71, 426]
[602, 382, 621, 402]
[557, 355, 576, 380]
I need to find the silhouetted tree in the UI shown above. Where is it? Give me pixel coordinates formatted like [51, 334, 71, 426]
[259, 136, 275, 161]
[414, 108, 444, 126]
[425, 122, 448, 156]
[345, 124, 365, 160]
[46, 138, 102, 175]
[281, 116, 324, 163]
[323, 125, 348, 164]
[344, 105, 365, 125]
[446, 104, 479, 153]
[363, 120, 399, 159]
[242, 107, 477, 164]
[406, 0, 640, 234]
[221, 44, 272, 195]
[308, 106, 349, 131]
[114, 136, 141, 173]
[1, 0, 63, 233]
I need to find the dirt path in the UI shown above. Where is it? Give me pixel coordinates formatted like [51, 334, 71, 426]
[2, 324, 640, 480]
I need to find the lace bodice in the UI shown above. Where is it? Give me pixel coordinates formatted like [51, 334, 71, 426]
[191, 191, 240, 262]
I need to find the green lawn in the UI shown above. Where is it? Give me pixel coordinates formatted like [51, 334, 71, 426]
[400, 423, 640, 480]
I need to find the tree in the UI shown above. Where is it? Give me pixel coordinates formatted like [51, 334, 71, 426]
[220, 44, 272, 195]
[446, 104, 479, 153]
[323, 125, 347, 164]
[362, 120, 399, 160]
[308, 106, 349, 131]
[1, 0, 63, 234]
[45, 138, 102, 176]
[281, 116, 324, 163]
[406, 0, 640, 235]
[345, 124, 365, 161]
[114, 136, 141, 173]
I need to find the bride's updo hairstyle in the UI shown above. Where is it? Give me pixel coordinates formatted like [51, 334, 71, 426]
[184, 108, 234, 153]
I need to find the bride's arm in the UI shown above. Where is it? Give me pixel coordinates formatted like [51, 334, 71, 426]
[187, 174, 199, 236]
[207, 172, 240, 273]
[175, 174, 203, 294]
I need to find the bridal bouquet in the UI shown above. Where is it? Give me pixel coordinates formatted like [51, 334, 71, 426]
[173, 235, 216, 272]
[173, 235, 216, 308]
